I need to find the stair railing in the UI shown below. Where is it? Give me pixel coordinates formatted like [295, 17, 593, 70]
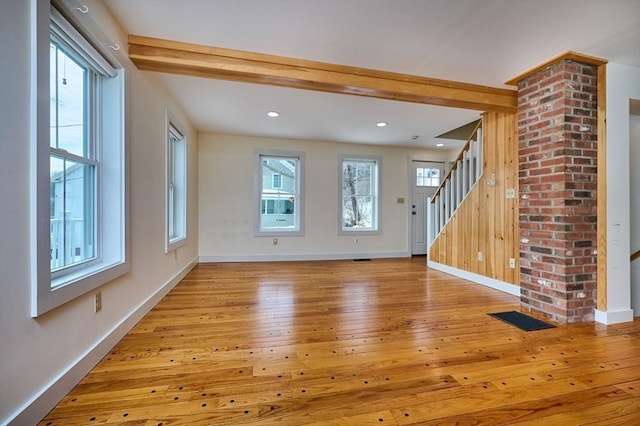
[427, 120, 483, 248]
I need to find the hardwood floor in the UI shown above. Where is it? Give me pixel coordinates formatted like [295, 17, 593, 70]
[40, 258, 640, 425]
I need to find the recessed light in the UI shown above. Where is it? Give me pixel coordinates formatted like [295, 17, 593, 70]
[436, 143, 444, 147]
[376, 122, 388, 127]
[267, 111, 280, 117]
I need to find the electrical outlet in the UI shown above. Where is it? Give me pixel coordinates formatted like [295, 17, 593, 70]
[509, 257, 516, 269]
[94, 292, 102, 313]
[477, 252, 483, 261]
[273, 238, 278, 246]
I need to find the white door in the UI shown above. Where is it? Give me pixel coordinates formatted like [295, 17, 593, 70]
[630, 109, 640, 314]
[411, 161, 444, 255]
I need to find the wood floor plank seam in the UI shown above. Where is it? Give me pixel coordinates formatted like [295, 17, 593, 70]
[38, 258, 640, 425]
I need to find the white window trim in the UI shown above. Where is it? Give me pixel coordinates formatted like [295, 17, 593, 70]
[30, 1, 129, 317]
[337, 154, 382, 235]
[165, 109, 187, 253]
[254, 149, 305, 237]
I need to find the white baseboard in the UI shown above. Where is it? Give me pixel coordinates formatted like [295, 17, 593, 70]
[427, 260, 520, 296]
[6, 257, 198, 426]
[594, 308, 635, 324]
[199, 251, 410, 263]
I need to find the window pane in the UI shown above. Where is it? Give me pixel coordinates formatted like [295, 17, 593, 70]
[260, 156, 298, 231]
[342, 196, 373, 229]
[342, 161, 372, 196]
[167, 123, 186, 247]
[50, 155, 95, 273]
[261, 195, 296, 228]
[262, 159, 295, 191]
[340, 157, 378, 232]
[50, 42, 87, 157]
[416, 167, 440, 187]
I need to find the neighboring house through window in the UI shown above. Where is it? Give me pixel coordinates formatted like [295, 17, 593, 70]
[32, 3, 128, 316]
[255, 150, 304, 235]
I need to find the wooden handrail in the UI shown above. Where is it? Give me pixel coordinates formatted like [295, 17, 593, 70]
[632, 250, 640, 262]
[430, 119, 483, 203]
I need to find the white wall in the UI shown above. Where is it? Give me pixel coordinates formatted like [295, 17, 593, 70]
[198, 133, 448, 261]
[630, 113, 640, 314]
[597, 63, 640, 323]
[0, 1, 198, 424]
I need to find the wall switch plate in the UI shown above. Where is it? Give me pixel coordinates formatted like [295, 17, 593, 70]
[273, 238, 278, 245]
[477, 252, 483, 261]
[509, 257, 516, 269]
[506, 188, 516, 199]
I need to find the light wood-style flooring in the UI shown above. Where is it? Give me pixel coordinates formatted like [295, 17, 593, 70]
[40, 258, 640, 425]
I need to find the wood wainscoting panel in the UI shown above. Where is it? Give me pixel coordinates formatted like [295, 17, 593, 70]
[430, 111, 519, 285]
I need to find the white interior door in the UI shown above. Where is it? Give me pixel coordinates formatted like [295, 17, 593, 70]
[630, 109, 640, 314]
[411, 161, 444, 255]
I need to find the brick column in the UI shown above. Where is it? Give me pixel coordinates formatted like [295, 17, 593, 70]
[517, 59, 598, 324]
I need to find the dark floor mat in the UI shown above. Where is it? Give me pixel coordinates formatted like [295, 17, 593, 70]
[489, 311, 556, 331]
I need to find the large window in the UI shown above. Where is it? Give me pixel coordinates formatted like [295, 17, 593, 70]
[254, 150, 304, 235]
[339, 156, 381, 233]
[32, 4, 128, 316]
[166, 111, 187, 252]
[49, 39, 97, 273]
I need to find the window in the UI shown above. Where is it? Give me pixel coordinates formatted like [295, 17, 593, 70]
[166, 111, 187, 252]
[339, 156, 381, 233]
[254, 150, 304, 235]
[272, 173, 282, 189]
[416, 167, 440, 187]
[31, 4, 128, 316]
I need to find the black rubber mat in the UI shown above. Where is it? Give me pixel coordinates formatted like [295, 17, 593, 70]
[489, 311, 556, 331]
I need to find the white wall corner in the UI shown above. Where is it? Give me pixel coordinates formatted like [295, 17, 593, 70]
[427, 261, 520, 296]
[594, 308, 635, 325]
[6, 257, 198, 426]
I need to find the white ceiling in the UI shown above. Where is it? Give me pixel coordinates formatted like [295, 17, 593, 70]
[104, 0, 640, 150]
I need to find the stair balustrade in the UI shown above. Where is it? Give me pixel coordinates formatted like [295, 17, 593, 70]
[427, 121, 483, 248]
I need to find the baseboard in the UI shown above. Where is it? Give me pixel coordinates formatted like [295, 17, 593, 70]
[199, 251, 410, 263]
[5, 257, 198, 426]
[594, 308, 635, 324]
[427, 261, 520, 296]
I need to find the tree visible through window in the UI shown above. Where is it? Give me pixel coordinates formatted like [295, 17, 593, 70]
[340, 157, 380, 232]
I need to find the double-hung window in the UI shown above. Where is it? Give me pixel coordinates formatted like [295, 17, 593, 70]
[254, 150, 304, 235]
[49, 39, 97, 273]
[166, 112, 187, 252]
[32, 4, 128, 316]
[339, 155, 381, 233]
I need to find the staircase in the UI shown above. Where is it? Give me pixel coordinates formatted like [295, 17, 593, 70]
[427, 120, 483, 247]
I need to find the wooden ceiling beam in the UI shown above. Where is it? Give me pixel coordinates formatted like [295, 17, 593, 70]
[128, 35, 517, 113]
